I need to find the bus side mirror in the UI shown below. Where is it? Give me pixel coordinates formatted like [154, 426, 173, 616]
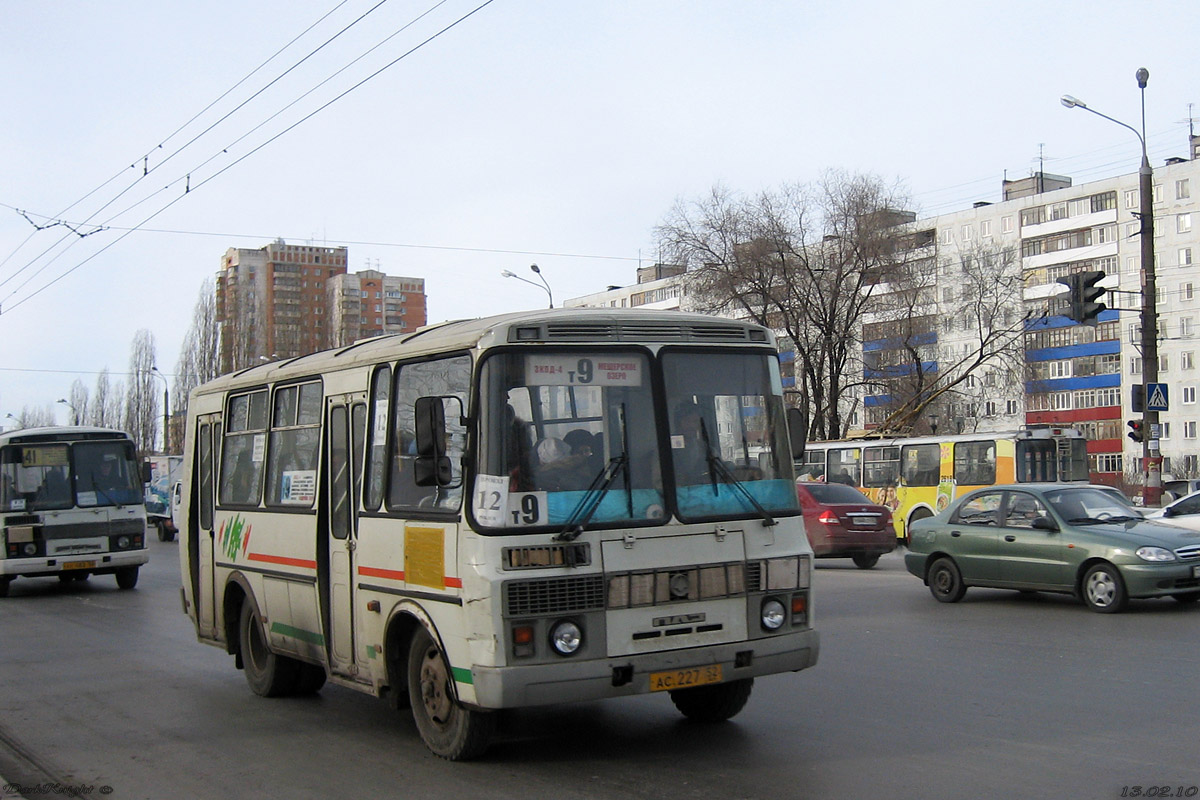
[142, 461, 153, 485]
[786, 408, 804, 461]
[413, 397, 453, 487]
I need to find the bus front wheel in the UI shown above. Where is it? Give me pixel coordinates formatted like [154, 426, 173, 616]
[406, 627, 494, 760]
[669, 677, 753, 723]
[115, 566, 139, 590]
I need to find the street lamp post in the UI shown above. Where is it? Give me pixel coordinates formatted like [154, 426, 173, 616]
[57, 398, 79, 426]
[150, 367, 171, 454]
[1062, 67, 1161, 505]
[501, 263, 554, 308]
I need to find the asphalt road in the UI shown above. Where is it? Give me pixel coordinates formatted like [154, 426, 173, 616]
[2, 538, 1198, 800]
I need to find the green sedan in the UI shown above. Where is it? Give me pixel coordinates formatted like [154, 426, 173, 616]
[905, 484, 1200, 613]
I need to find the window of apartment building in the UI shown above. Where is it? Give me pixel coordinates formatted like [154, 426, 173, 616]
[1178, 213, 1193, 234]
[1127, 256, 1138, 273]
[1130, 356, 1143, 375]
[1161, 422, 1171, 440]
[1177, 178, 1191, 200]
[1184, 282, 1195, 301]
[1094, 454, 1123, 473]
[939, 228, 953, 245]
[1182, 249, 1194, 267]
[1124, 189, 1138, 209]
[985, 400, 998, 416]
[1002, 216, 1014, 234]
[980, 219, 992, 238]
[1126, 222, 1140, 240]
[1097, 387, 1120, 407]
[1185, 421, 1198, 440]
[1154, 183, 1164, 203]
[961, 224, 972, 241]
[1006, 399, 1019, 415]
[1128, 323, 1142, 344]
[1182, 317, 1196, 338]
[1074, 389, 1096, 409]
[1094, 225, 1116, 244]
[1183, 386, 1197, 405]
[1160, 354, 1170, 373]
[942, 287, 955, 303]
[1183, 352, 1196, 371]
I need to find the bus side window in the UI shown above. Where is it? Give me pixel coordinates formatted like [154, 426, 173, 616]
[388, 354, 471, 512]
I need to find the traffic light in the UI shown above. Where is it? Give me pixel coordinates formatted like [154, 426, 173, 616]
[1056, 269, 1108, 326]
[1127, 419, 1144, 443]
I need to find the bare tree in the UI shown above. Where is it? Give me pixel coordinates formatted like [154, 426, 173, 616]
[656, 172, 915, 444]
[174, 278, 222, 421]
[124, 329, 159, 455]
[14, 404, 56, 428]
[67, 379, 90, 426]
[866, 241, 1029, 434]
[89, 368, 126, 429]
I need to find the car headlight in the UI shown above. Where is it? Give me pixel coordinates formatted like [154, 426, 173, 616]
[1135, 546, 1176, 562]
[760, 597, 786, 631]
[549, 620, 582, 656]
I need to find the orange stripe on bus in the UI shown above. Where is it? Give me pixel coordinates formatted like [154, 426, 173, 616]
[247, 553, 318, 570]
[443, 577, 463, 588]
[359, 565, 405, 581]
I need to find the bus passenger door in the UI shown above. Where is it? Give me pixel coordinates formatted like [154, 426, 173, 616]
[326, 402, 358, 672]
[195, 416, 221, 638]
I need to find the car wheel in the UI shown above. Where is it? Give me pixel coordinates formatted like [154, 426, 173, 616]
[1171, 591, 1200, 605]
[156, 521, 168, 542]
[238, 600, 299, 697]
[115, 566, 139, 590]
[927, 557, 966, 603]
[851, 553, 881, 569]
[669, 678, 754, 723]
[407, 627, 495, 760]
[1082, 563, 1128, 613]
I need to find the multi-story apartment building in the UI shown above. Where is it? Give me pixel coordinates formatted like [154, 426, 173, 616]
[860, 133, 1200, 485]
[215, 239, 348, 373]
[326, 269, 427, 348]
[563, 263, 689, 311]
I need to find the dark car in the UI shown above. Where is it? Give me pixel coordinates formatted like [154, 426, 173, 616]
[797, 480, 895, 569]
[905, 484, 1200, 613]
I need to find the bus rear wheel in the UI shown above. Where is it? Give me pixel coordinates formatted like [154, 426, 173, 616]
[239, 601, 299, 697]
[406, 627, 494, 760]
[669, 677, 753, 722]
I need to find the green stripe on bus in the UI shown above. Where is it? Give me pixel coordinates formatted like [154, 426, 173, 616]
[451, 666, 473, 685]
[269, 622, 325, 646]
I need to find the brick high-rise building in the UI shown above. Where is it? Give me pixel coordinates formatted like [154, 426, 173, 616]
[326, 269, 427, 347]
[215, 239, 349, 373]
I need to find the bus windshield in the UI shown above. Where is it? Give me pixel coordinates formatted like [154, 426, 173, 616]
[660, 350, 797, 521]
[475, 350, 665, 530]
[1, 439, 141, 512]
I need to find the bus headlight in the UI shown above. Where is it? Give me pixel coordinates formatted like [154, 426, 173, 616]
[760, 597, 786, 631]
[23, 542, 37, 556]
[549, 620, 582, 656]
[117, 536, 131, 549]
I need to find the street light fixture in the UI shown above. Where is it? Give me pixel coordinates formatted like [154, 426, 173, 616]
[1062, 68, 1161, 505]
[501, 263, 554, 308]
[57, 398, 80, 426]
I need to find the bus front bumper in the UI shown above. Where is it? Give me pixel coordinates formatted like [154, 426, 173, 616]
[1, 549, 149, 579]
[469, 628, 819, 709]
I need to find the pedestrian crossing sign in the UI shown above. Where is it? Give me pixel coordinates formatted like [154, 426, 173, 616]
[1146, 383, 1169, 412]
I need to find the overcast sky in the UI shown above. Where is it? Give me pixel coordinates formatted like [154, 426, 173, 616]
[2, 0, 1198, 426]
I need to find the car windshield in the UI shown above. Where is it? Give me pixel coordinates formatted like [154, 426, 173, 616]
[803, 482, 871, 505]
[1043, 487, 1142, 524]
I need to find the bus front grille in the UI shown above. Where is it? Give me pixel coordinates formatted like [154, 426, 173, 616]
[503, 575, 606, 616]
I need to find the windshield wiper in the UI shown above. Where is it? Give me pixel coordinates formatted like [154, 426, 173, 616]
[555, 403, 634, 543]
[88, 471, 123, 508]
[698, 419, 776, 527]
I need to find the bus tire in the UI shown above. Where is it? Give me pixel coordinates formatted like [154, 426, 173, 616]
[293, 662, 328, 695]
[238, 600, 299, 697]
[115, 566, 139, 590]
[407, 627, 494, 760]
[669, 677, 753, 723]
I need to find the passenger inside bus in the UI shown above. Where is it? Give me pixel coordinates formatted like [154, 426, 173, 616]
[534, 435, 594, 492]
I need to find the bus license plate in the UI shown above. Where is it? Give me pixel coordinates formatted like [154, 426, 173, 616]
[62, 561, 96, 570]
[649, 664, 722, 692]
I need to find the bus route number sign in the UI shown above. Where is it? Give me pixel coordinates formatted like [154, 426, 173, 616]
[525, 355, 642, 387]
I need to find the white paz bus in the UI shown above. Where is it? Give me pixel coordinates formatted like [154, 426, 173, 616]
[1, 426, 148, 597]
[178, 308, 819, 759]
